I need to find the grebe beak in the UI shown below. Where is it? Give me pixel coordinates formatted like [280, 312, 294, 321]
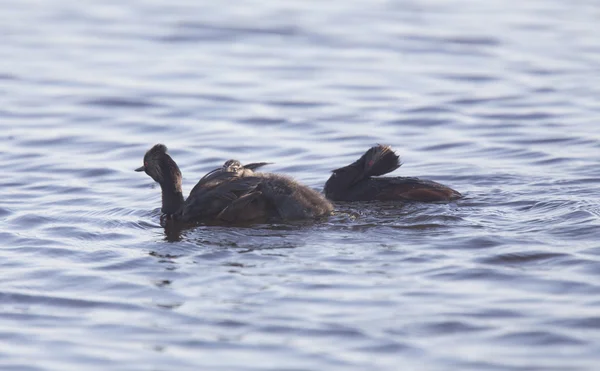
[135, 166, 145, 172]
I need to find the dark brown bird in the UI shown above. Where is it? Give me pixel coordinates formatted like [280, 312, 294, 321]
[135, 144, 333, 223]
[324, 145, 461, 202]
[190, 159, 271, 195]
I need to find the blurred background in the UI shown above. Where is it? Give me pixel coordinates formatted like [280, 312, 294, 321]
[1, 0, 600, 370]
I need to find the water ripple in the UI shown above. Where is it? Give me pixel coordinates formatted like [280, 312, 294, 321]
[1, 0, 600, 370]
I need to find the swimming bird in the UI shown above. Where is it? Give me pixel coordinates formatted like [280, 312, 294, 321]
[191, 159, 271, 193]
[324, 145, 461, 202]
[135, 144, 333, 223]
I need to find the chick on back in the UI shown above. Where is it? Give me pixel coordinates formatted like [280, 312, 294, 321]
[136, 144, 333, 224]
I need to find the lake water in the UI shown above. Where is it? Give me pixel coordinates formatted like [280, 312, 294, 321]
[1, 0, 600, 370]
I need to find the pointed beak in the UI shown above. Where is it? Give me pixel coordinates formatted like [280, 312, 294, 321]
[135, 166, 145, 172]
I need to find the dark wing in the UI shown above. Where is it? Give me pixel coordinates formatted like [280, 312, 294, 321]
[178, 177, 264, 222]
[189, 167, 238, 197]
[325, 145, 400, 200]
[375, 177, 462, 201]
[189, 160, 269, 197]
[216, 191, 268, 223]
[253, 174, 333, 220]
[358, 145, 401, 177]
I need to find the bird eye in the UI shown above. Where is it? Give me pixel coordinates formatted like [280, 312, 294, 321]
[144, 162, 148, 167]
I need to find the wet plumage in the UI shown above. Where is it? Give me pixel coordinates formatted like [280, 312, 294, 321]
[136, 144, 333, 224]
[324, 145, 461, 202]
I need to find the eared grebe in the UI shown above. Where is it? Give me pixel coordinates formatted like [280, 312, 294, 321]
[324, 145, 461, 202]
[192, 159, 271, 190]
[135, 144, 333, 223]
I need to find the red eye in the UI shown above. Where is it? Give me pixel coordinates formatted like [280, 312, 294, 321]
[144, 161, 148, 167]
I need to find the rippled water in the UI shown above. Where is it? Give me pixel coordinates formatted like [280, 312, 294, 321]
[2, 0, 600, 370]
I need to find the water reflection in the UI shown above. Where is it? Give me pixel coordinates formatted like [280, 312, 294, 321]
[2, 0, 600, 370]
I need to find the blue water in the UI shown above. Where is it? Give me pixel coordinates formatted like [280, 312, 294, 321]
[1, 0, 600, 370]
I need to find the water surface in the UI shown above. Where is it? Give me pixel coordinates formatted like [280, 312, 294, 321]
[1, 0, 600, 370]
